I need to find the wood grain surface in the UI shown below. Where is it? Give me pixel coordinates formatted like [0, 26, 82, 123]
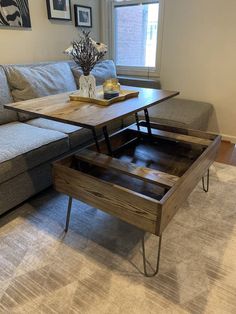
[53, 163, 161, 234]
[128, 124, 213, 146]
[75, 149, 179, 188]
[4, 86, 179, 129]
[148, 121, 217, 140]
[160, 134, 221, 234]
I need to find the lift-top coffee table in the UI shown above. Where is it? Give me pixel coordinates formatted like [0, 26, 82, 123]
[5, 86, 221, 276]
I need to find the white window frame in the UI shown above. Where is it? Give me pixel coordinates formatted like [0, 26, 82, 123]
[109, 0, 164, 77]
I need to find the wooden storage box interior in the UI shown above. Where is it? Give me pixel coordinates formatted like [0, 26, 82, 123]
[77, 130, 205, 199]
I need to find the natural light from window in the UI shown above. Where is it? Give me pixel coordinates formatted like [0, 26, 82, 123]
[114, 2, 159, 68]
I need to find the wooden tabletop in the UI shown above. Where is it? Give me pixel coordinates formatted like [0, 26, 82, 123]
[5, 86, 179, 130]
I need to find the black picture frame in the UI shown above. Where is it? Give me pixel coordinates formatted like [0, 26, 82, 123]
[46, 0, 72, 21]
[74, 5, 92, 28]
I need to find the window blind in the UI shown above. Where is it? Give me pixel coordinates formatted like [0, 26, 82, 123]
[113, 0, 158, 7]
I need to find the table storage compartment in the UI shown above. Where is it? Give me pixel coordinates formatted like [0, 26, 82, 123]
[53, 122, 221, 235]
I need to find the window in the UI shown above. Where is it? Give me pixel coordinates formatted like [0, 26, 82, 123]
[111, 0, 163, 76]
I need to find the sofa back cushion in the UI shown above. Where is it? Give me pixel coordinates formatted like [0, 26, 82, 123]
[71, 60, 117, 87]
[5, 62, 77, 102]
[0, 66, 17, 125]
[4, 62, 77, 121]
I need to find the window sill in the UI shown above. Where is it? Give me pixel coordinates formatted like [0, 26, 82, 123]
[117, 75, 161, 89]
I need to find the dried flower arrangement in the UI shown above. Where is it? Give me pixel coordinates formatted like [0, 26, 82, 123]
[65, 30, 107, 76]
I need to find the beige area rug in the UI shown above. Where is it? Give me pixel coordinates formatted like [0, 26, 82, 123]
[0, 162, 236, 314]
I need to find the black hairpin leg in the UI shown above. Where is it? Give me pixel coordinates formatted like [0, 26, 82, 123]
[135, 113, 140, 131]
[144, 109, 152, 135]
[202, 169, 210, 193]
[92, 128, 100, 153]
[103, 125, 113, 156]
[65, 196, 73, 232]
[141, 234, 162, 277]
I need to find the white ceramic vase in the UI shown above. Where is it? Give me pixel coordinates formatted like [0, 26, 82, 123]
[79, 74, 96, 98]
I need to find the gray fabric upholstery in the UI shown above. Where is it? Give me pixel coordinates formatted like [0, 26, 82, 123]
[0, 162, 52, 215]
[5, 62, 77, 102]
[0, 66, 17, 125]
[71, 60, 117, 87]
[138, 98, 213, 131]
[26, 117, 124, 148]
[26, 118, 93, 149]
[0, 122, 69, 184]
[4, 62, 77, 121]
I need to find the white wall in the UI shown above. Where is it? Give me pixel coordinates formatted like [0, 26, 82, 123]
[160, 0, 236, 142]
[0, 0, 100, 64]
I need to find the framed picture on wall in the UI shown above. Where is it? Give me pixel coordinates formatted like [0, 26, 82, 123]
[46, 0, 71, 21]
[0, 0, 31, 28]
[74, 5, 92, 28]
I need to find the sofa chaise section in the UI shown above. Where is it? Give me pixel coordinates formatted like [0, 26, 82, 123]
[0, 122, 69, 184]
[138, 98, 213, 131]
[0, 122, 69, 214]
[119, 76, 213, 131]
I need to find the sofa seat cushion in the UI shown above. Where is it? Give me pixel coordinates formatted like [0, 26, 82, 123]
[71, 60, 117, 87]
[139, 98, 213, 131]
[0, 66, 17, 125]
[27, 117, 125, 150]
[4, 62, 77, 121]
[0, 122, 69, 184]
[26, 118, 93, 148]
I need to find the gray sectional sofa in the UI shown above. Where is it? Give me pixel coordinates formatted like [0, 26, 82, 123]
[0, 60, 213, 215]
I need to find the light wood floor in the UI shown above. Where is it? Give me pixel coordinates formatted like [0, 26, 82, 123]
[216, 141, 236, 166]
